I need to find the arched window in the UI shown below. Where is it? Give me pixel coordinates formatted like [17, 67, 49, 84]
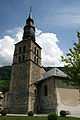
[44, 85, 48, 96]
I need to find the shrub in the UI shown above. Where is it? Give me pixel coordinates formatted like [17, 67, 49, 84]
[27, 111, 34, 116]
[1, 108, 8, 116]
[60, 110, 66, 117]
[47, 113, 58, 120]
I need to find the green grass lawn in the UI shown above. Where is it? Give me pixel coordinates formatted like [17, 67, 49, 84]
[0, 116, 79, 120]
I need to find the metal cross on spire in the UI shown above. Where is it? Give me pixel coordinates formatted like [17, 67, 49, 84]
[29, 6, 32, 19]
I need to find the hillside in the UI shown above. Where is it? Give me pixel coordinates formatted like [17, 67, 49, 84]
[44, 66, 66, 72]
[0, 66, 12, 80]
[0, 66, 12, 93]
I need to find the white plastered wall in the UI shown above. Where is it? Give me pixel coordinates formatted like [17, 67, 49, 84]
[56, 88, 80, 115]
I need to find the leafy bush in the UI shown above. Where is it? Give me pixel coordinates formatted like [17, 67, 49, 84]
[47, 113, 58, 120]
[1, 108, 8, 116]
[60, 110, 66, 117]
[27, 111, 34, 116]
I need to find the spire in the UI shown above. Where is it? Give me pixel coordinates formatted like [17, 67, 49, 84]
[23, 8, 35, 40]
[29, 7, 32, 19]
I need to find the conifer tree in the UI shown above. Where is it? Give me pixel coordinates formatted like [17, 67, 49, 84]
[61, 31, 80, 99]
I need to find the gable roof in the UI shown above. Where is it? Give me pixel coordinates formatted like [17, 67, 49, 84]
[41, 67, 67, 80]
[33, 68, 68, 85]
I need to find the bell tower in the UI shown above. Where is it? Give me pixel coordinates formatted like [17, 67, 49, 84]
[6, 9, 42, 114]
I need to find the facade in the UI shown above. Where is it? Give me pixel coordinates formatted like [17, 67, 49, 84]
[3, 9, 80, 115]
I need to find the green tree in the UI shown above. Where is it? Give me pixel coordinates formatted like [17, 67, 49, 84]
[61, 31, 80, 99]
[0, 80, 9, 93]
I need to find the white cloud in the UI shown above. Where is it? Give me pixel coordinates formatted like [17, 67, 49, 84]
[0, 28, 64, 67]
[35, 28, 42, 36]
[6, 27, 23, 34]
[0, 28, 23, 66]
[0, 36, 15, 66]
[6, 27, 23, 43]
[36, 31, 63, 66]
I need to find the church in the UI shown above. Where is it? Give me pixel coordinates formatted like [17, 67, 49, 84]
[3, 9, 80, 115]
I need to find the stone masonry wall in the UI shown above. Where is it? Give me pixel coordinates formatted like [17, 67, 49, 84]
[7, 61, 31, 113]
[4, 38, 42, 114]
[27, 40, 42, 113]
[55, 77, 76, 89]
[37, 77, 57, 114]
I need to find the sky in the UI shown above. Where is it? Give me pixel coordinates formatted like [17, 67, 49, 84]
[0, 0, 80, 67]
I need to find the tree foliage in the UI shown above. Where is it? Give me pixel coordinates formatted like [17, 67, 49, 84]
[0, 80, 9, 93]
[0, 66, 11, 93]
[61, 31, 80, 90]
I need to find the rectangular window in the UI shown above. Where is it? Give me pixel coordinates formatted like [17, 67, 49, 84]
[37, 49, 38, 56]
[34, 56, 36, 62]
[44, 85, 48, 96]
[23, 46, 26, 52]
[19, 47, 22, 53]
[19, 56, 21, 62]
[37, 58, 38, 64]
[23, 55, 25, 61]
[34, 47, 36, 54]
